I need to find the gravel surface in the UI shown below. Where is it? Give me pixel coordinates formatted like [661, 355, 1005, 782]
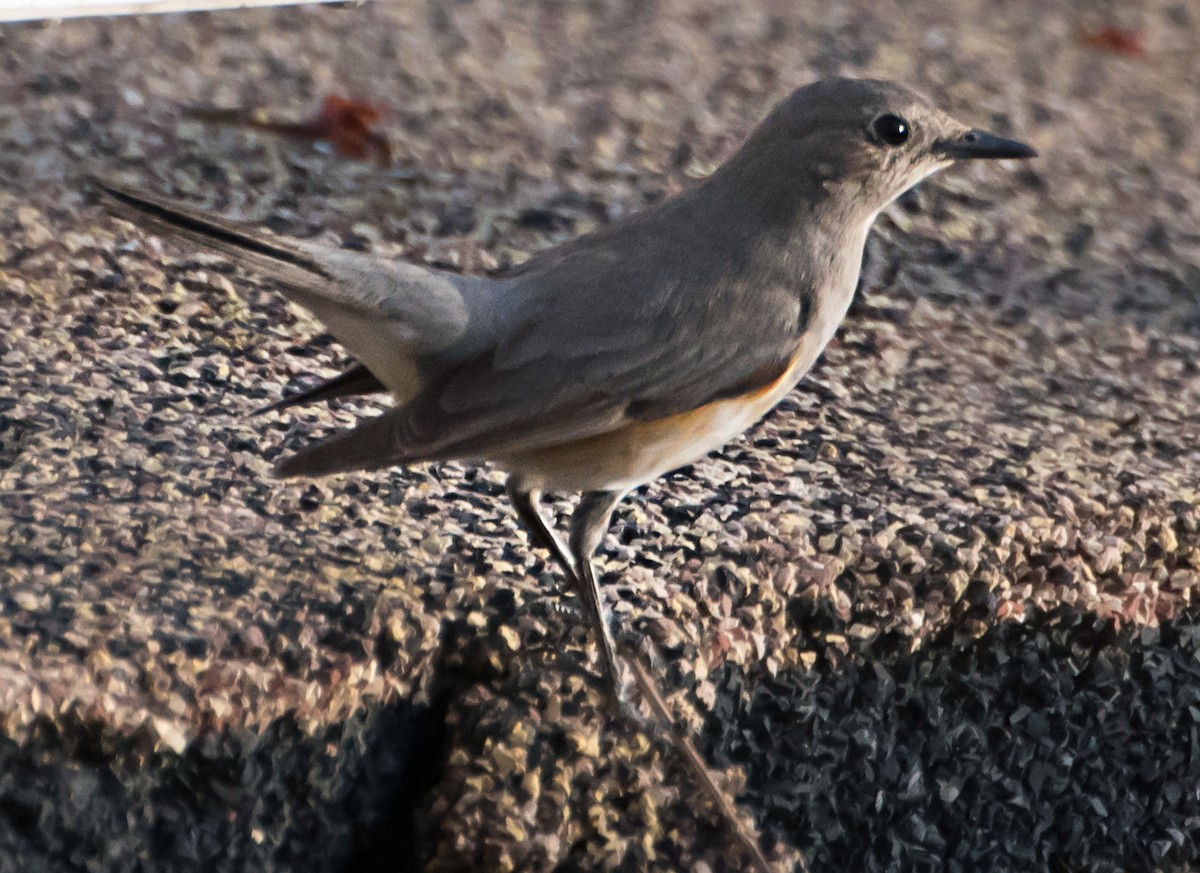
[2, 1, 1199, 871]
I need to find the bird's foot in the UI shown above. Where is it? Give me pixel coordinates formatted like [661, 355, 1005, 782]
[515, 594, 584, 623]
[604, 662, 656, 732]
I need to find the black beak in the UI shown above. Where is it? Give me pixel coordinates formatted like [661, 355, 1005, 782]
[936, 129, 1037, 161]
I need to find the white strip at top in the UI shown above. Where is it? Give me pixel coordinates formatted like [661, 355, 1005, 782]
[0, 0, 348, 23]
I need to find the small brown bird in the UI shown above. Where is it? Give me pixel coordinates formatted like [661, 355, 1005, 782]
[99, 77, 1035, 709]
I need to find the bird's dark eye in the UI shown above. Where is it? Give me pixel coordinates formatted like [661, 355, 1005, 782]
[871, 113, 911, 147]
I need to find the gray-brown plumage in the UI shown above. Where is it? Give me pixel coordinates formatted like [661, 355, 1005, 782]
[98, 77, 1034, 708]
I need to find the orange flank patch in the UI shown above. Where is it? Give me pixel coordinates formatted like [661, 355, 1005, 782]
[502, 352, 803, 493]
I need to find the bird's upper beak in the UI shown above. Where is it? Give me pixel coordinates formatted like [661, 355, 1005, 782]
[936, 129, 1037, 161]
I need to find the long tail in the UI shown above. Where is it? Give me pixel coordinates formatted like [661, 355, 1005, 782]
[96, 181, 335, 291]
[249, 363, 386, 417]
[95, 179, 473, 479]
[99, 180, 392, 413]
[95, 179, 471, 404]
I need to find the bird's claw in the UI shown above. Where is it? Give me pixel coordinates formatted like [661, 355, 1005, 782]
[515, 595, 585, 623]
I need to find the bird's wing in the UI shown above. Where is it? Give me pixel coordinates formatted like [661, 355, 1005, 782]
[423, 275, 807, 456]
[277, 205, 813, 477]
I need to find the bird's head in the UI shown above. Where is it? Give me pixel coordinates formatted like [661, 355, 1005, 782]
[722, 77, 1036, 224]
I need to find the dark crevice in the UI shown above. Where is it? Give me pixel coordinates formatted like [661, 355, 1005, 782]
[342, 620, 501, 872]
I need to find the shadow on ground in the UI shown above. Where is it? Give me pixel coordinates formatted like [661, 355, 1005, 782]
[2, 607, 1199, 873]
[705, 606, 1200, 873]
[0, 680, 449, 873]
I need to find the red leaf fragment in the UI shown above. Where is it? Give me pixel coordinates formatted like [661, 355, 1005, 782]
[1079, 27, 1146, 59]
[183, 94, 392, 166]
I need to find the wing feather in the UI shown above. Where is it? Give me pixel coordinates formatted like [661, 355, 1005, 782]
[390, 193, 813, 461]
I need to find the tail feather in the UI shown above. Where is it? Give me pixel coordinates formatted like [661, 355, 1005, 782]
[273, 407, 420, 478]
[96, 181, 332, 292]
[249, 363, 387, 417]
[95, 179, 473, 407]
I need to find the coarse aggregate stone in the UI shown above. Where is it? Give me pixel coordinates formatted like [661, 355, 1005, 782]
[1, 1, 1199, 870]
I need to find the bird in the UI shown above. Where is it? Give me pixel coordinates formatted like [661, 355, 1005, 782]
[98, 77, 1035, 711]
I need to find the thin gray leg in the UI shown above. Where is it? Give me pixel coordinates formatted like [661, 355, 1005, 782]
[507, 477, 631, 703]
[506, 476, 577, 579]
[569, 489, 629, 701]
[509, 479, 774, 870]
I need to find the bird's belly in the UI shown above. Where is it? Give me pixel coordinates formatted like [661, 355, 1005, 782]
[501, 354, 806, 494]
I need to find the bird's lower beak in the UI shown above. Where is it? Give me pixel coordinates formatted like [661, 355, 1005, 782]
[936, 129, 1037, 161]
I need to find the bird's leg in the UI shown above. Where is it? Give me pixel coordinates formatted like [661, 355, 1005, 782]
[569, 494, 779, 873]
[506, 477, 577, 577]
[568, 489, 632, 709]
[509, 480, 641, 713]
[506, 478, 588, 627]
[507, 480, 777, 872]
[624, 652, 781, 873]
